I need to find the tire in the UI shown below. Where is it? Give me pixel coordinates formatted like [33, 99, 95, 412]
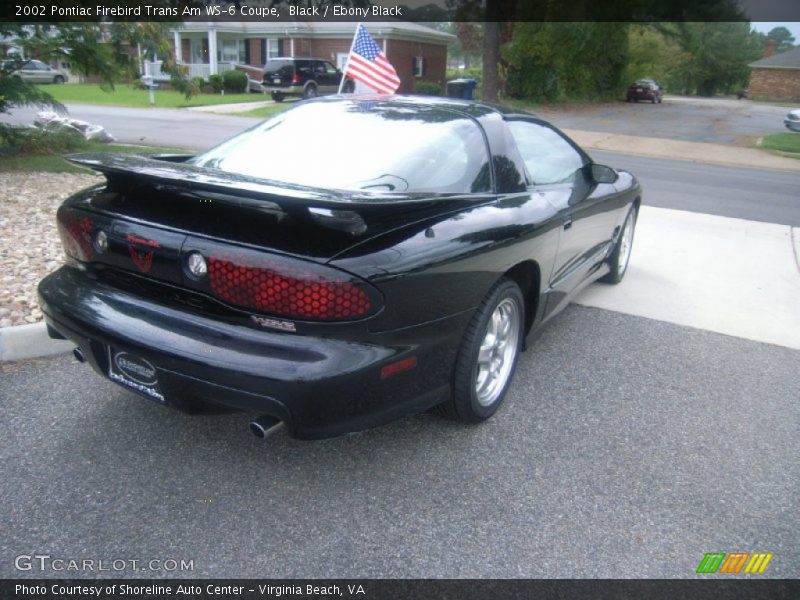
[303, 83, 318, 99]
[651, 97, 656, 104]
[343, 79, 355, 94]
[600, 205, 637, 284]
[53, 75, 65, 84]
[271, 92, 285, 103]
[439, 278, 525, 423]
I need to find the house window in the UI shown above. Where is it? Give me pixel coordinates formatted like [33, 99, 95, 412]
[219, 39, 246, 63]
[266, 38, 279, 60]
[413, 56, 425, 77]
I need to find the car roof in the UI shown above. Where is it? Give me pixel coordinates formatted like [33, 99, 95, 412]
[308, 93, 531, 120]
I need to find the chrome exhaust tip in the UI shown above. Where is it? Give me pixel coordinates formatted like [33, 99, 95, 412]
[72, 347, 85, 363]
[249, 415, 284, 440]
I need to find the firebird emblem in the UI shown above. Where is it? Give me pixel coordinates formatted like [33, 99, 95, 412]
[126, 234, 160, 273]
[128, 246, 154, 273]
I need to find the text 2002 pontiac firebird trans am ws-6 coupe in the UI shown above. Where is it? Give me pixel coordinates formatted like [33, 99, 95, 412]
[38, 95, 640, 440]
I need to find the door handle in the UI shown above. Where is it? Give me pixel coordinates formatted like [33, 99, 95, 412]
[563, 217, 573, 230]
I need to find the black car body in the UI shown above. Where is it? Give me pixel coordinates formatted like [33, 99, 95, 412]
[262, 57, 353, 102]
[38, 96, 641, 440]
[626, 79, 663, 103]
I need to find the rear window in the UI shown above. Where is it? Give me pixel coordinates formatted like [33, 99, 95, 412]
[191, 101, 491, 194]
[264, 60, 293, 75]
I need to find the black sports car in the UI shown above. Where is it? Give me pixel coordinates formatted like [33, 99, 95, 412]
[38, 96, 641, 440]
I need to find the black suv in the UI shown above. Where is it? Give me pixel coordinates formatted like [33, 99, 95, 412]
[262, 58, 354, 102]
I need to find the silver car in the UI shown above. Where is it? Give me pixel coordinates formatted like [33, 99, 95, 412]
[5, 59, 68, 84]
[785, 109, 800, 133]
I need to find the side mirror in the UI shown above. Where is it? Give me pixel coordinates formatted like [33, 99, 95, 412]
[590, 163, 618, 184]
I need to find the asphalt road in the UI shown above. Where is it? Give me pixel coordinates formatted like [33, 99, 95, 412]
[0, 103, 255, 150]
[591, 150, 800, 227]
[1, 306, 797, 578]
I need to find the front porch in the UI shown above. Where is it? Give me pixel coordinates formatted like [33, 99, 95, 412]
[143, 60, 235, 82]
[144, 28, 281, 82]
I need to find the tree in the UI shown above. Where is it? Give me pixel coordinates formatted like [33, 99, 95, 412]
[0, 23, 195, 115]
[503, 22, 630, 102]
[662, 22, 762, 96]
[763, 26, 796, 53]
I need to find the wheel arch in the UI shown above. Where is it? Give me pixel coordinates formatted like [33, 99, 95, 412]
[502, 260, 541, 336]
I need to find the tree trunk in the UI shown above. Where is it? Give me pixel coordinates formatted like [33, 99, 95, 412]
[482, 21, 499, 102]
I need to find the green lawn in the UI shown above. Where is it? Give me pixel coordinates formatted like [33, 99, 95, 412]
[760, 132, 800, 159]
[237, 104, 291, 119]
[45, 83, 268, 108]
[0, 143, 192, 173]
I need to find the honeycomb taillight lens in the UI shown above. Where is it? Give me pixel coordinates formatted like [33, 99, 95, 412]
[57, 208, 94, 262]
[207, 250, 380, 321]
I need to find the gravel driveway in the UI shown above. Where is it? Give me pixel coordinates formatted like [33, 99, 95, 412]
[538, 96, 792, 146]
[0, 172, 99, 327]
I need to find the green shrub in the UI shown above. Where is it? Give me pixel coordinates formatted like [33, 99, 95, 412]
[208, 74, 224, 94]
[413, 80, 443, 96]
[222, 70, 248, 93]
[0, 124, 87, 156]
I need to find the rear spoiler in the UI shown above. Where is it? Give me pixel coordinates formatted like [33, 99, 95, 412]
[66, 152, 468, 207]
[66, 152, 483, 236]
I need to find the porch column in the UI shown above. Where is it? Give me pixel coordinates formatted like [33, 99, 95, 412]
[173, 30, 182, 63]
[290, 37, 295, 57]
[208, 28, 218, 75]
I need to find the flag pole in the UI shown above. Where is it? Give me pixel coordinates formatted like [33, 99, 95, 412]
[338, 22, 360, 94]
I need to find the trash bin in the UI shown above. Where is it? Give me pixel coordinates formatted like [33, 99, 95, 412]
[446, 78, 478, 100]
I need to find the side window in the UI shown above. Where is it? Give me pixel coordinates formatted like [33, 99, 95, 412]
[506, 120, 586, 185]
[296, 61, 312, 76]
[324, 62, 338, 74]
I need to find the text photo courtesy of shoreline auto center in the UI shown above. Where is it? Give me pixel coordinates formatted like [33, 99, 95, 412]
[0, 0, 799, 598]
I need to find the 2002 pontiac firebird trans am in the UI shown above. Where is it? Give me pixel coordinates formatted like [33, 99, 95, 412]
[38, 96, 641, 440]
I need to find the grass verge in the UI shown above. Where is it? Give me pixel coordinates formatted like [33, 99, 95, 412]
[236, 104, 291, 119]
[760, 132, 800, 159]
[0, 143, 192, 173]
[45, 83, 266, 108]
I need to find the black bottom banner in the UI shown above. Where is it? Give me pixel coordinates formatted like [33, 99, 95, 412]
[2, 579, 799, 600]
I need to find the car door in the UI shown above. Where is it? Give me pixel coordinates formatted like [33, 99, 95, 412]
[30, 60, 51, 83]
[505, 118, 620, 315]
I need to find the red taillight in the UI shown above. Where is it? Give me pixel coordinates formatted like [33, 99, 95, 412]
[291, 73, 300, 84]
[57, 209, 94, 262]
[207, 251, 378, 321]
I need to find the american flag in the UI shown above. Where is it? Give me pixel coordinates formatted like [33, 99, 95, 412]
[343, 24, 401, 95]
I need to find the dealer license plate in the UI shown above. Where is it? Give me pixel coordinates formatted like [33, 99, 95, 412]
[108, 348, 165, 403]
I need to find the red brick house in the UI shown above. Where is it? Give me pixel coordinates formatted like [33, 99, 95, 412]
[146, 21, 453, 94]
[748, 45, 800, 102]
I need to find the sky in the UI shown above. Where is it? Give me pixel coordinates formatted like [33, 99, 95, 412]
[751, 22, 800, 41]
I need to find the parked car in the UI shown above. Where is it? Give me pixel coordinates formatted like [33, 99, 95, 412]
[262, 57, 353, 102]
[38, 96, 641, 440]
[3, 59, 68, 84]
[626, 79, 663, 103]
[785, 109, 800, 132]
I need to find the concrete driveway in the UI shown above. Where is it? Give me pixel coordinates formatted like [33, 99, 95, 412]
[539, 95, 793, 146]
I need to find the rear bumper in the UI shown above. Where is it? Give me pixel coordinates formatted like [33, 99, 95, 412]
[264, 85, 303, 96]
[38, 266, 468, 439]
